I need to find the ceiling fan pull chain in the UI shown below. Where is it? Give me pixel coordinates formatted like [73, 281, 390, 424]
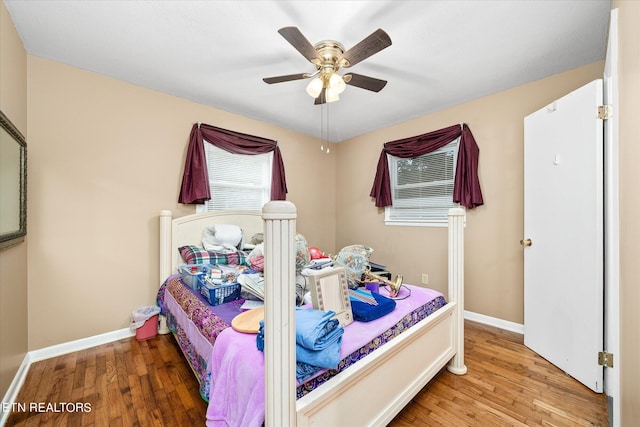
[320, 103, 325, 152]
[325, 104, 330, 154]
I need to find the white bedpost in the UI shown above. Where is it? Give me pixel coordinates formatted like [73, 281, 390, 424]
[447, 207, 467, 375]
[158, 210, 173, 335]
[262, 201, 297, 427]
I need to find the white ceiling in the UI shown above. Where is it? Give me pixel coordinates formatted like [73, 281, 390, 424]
[4, 0, 611, 142]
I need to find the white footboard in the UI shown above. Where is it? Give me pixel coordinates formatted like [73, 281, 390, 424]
[296, 302, 457, 427]
[262, 204, 466, 427]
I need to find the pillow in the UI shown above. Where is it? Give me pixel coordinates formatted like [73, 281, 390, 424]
[202, 224, 243, 252]
[178, 245, 248, 266]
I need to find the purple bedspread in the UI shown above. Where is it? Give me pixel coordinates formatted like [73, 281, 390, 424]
[158, 275, 245, 400]
[205, 285, 446, 427]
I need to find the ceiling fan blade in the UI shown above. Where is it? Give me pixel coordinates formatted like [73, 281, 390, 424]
[343, 73, 388, 92]
[339, 29, 392, 68]
[263, 73, 309, 84]
[278, 26, 323, 64]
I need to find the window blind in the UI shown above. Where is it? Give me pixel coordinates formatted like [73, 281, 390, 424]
[198, 143, 272, 212]
[385, 137, 460, 226]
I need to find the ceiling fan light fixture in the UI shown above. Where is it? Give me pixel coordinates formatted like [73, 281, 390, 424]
[325, 87, 340, 103]
[306, 77, 323, 98]
[329, 72, 346, 94]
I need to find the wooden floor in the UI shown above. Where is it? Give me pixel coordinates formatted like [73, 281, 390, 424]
[390, 321, 608, 427]
[6, 320, 608, 426]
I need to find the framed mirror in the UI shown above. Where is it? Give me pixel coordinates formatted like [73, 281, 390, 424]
[0, 110, 27, 250]
[309, 267, 353, 326]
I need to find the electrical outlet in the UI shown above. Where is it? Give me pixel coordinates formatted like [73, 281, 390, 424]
[421, 273, 429, 285]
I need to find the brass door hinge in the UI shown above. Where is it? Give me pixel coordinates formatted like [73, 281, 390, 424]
[598, 351, 614, 368]
[598, 105, 613, 120]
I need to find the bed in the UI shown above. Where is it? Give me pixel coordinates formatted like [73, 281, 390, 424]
[158, 201, 466, 426]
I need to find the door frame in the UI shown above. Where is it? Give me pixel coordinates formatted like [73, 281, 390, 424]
[604, 8, 620, 427]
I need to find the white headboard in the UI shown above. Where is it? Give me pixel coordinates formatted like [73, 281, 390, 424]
[159, 209, 264, 280]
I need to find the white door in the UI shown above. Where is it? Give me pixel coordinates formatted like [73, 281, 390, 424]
[523, 80, 604, 393]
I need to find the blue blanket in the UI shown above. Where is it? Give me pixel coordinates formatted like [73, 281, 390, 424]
[294, 307, 343, 350]
[256, 308, 344, 381]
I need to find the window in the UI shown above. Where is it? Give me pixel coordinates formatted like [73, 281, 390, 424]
[385, 137, 460, 226]
[196, 143, 272, 212]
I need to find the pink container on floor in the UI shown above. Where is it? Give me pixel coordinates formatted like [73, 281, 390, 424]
[136, 314, 159, 341]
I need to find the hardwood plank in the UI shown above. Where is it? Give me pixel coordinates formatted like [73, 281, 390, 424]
[5, 321, 606, 427]
[129, 336, 149, 377]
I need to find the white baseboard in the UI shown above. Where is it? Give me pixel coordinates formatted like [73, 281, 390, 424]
[464, 310, 524, 334]
[1, 327, 134, 427]
[29, 327, 134, 363]
[0, 353, 31, 427]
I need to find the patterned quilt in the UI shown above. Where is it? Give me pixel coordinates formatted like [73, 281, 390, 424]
[158, 274, 447, 403]
[158, 274, 244, 400]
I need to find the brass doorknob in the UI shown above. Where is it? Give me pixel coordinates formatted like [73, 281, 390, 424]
[520, 238, 532, 247]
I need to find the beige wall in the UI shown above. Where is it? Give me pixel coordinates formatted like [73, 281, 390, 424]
[613, 1, 640, 424]
[26, 56, 336, 350]
[0, 0, 28, 400]
[336, 62, 604, 323]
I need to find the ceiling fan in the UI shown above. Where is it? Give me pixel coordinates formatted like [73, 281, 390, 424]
[263, 26, 392, 105]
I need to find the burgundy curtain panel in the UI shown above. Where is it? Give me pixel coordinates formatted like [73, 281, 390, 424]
[178, 123, 287, 204]
[370, 123, 483, 209]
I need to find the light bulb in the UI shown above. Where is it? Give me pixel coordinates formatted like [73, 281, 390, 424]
[306, 77, 323, 98]
[325, 87, 340, 103]
[329, 73, 346, 94]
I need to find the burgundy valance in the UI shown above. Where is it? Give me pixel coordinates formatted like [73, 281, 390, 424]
[178, 123, 287, 204]
[369, 123, 483, 209]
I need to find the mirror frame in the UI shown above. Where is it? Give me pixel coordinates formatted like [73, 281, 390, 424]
[0, 110, 27, 250]
[309, 267, 354, 327]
